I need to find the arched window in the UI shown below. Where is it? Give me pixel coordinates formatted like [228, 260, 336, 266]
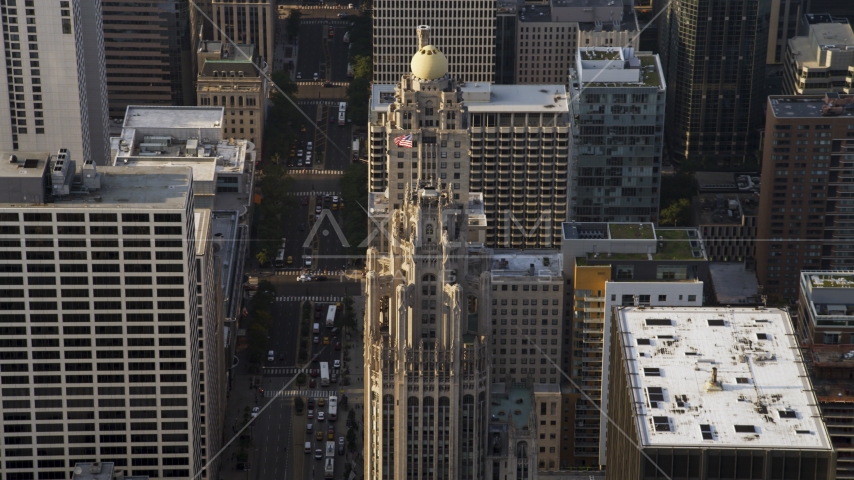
[238, 96, 244, 107]
[516, 441, 528, 459]
[230, 96, 235, 106]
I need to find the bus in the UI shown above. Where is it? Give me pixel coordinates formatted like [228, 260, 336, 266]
[326, 305, 337, 328]
[320, 362, 330, 387]
[328, 395, 338, 420]
[338, 111, 346, 126]
[274, 248, 285, 268]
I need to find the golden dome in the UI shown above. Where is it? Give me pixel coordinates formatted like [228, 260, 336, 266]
[410, 45, 448, 80]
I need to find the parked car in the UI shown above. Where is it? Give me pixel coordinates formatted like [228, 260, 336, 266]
[334, 342, 341, 350]
[338, 437, 345, 455]
[313, 336, 319, 344]
[318, 398, 326, 407]
[251, 407, 260, 418]
[309, 378, 316, 388]
[307, 409, 314, 419]
[307, 398, 315, 408]
[296, 72, 302, 79]
[333, 360, 340, 369]
[318, 411, 325, 422]
[316, 431, 323, 441]
[314, 448, 323, 459]
[301, 197, 308, 205]
[307, 142, 313, 150]
[313, 72, 319, 81]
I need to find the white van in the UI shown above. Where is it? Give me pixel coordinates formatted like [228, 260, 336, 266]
[313, 323, 320, 334]
[304, 442, 312, 453]
[267, 350, 275, 361]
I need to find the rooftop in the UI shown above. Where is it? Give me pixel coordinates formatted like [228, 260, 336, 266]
[769, 94, 854, 118]
[491, 386, 533, 430]
[0, 151, 50, 179]
[123, 106, 224, 129]
[799, 271, 854, 324]
[462, 83, 569, 113]
[368, 190, 390, 217]
[72, 462, 149, 480]
[708, 263, 761, 305]
[695, 193, 760, 225]
[48, 166, 192, 209]
[194, 209, 212, 256]
[609, 223, 654, 240]
[518, 4, 552, 22]
[573, 49, 663, 88]
[490, 250, 563, 278]
[615, 306, 832, 450]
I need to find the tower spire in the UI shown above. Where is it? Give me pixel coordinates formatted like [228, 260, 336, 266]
[416, 25, 431, 49]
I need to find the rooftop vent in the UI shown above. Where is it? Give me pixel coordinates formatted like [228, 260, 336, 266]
[756, 333, 769, 340]
[707, 319, 725, 326]
[646, 318, 672, 326]
[778, 410, 797, 419]
[636, 338, 651, 345]
[653, 416, 671, 432]
[700, 424, 714, 440]
[643, 367, 661, 377]
[734, 425, 757, 434]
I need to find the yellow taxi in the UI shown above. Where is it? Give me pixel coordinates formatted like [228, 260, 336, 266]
[323, 337, 330, 345]
[287, 256, 293, 265]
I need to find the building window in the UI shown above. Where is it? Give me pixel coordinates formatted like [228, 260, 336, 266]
[62, 18, 71, 34]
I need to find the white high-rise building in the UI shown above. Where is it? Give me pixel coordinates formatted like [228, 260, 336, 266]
[373, 0, 495, 83]
[0, 150, 203, 478]
[0, 0, 109, 165]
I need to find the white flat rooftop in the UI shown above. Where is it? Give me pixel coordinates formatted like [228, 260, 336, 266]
[491, 250, 563, 278]
[616, 307, 832, 450]
[462, 83, 569, 113]
[123, 106, 224, 129]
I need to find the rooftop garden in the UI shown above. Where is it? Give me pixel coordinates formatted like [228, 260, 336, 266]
[580, 50, 621, 61]
[609, 223, 654, 240]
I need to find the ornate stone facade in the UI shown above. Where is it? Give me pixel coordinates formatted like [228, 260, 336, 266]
[363, 183, 491, 480]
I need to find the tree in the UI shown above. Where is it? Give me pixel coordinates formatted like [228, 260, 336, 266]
[294, 396, 305, 414]
[660, 172, 697, 209]
[255, 248, 270, 267]
[353, 55, 372, 80]
[345, 75, 371, 127]
[339, 163, 368, 254]
[253, 310, 273, 331]
[347, 408, 356, 424]
[247, 323, 269, 364]
[286, 9, 302, 41]
[296, 372, 306, 386]
[659, 198, 692, 226]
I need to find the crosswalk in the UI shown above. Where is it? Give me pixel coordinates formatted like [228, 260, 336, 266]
[276, 296, 345, 302]
[265, 389, 341, 398]
[296, 81, 349, 87]
[288, 169, 345, 175]
[273, 269, 303, 276]
[300, 19, 351, 25]
[263, 367, 305, 375]
[298, 100, 343, 106]
[286, 190, 341, 196]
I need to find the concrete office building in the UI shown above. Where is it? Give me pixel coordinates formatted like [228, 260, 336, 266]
[110, 106, 252, 209]
[784, 21, 854, 95]
[372, 0, 495, 83]
[605, 306, 835, 480]
[0, 0, 109, 165]
[363, 185, 491, 480]
[368, 26, 570, 249]
[694, 193, 759, 262]
[489, 251, 565, 387]
[768, 0, 808, 64]
[0, 152, 203, 478]
[196, 41, 268, 156]
[755, 94, 854, 298]
[659, 0, 771, 166]
[101, 0, 194, 119]
[797, 271, 854, 344]
[210, 0, 274, 66]
[560, 222, 708, 467]
[516, 0, 639, 84]
[568, 47, 665, 223]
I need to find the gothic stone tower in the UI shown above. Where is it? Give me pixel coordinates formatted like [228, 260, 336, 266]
[363, 184, 491, 480]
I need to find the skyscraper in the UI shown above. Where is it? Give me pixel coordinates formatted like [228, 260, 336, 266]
[101, 0, 195, 119]
[368, 26, 570, 249]
[210, 0, 274, 68]
[568, 47, 665, 223]
[659, 0, 771, 166]
[372, 0, 495, 83]
[363, 187, 491, 480]
[0, 151, 203, 478]
[756, 94, 854, 297]
[0, 0, 109, 165]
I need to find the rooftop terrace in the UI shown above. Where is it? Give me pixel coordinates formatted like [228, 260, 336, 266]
[597, 229, 705, 261]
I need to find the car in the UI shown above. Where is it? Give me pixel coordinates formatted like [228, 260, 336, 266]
[323, 81, 333, 88]
[307, 142, 313, 150]
[299, 223, 306, 231]
[286, 160, 294, 167]
[297, 160, 303, 167]
[313, 336, 319, 344]
[316, 205, 322, 214]
[338, 437, 345, 455]
[316, 431, 323, 441]
[328, 26, 334, 37]
[334, 342, 341, 351]
[323, 337, 330, 345]
[297, 150, 303, 157]
[309, 378, 316, 388]
[313, 72, 318, 81]
[327, 427, 335, 440]
[315, 304, 323, 312]
[337, 12, 347, 18]
[289, 149, 295, 157]
[317, 411, 325, 422]
[314, 275, 327, 282]
[315, 214, 320, 220]
[300, 124, 306, 132]
[333, 359, 340, 369]
[267, 350, 275, 361]
[297, 274, 311, 282]
[317, 195, 323, 203]
[306, 423, 313, 432]
[279, 353, 284, 360]
[307, 398, 315, 408]
[314, 448, 323, 460]
[330, 116, 336, 124]
[301, 197, 308, 205]
[251, 407, 260, 418]
[339, 198, 345, 209]
[330, 373, 337, 383]
[305, 158, 311, 166]
[315, 311, 321, 320]
[305, 255, 312, 267]
[307, 409, 314, 419]
[332, 195, 339, 204]
[287, 256, 293, 265]
[318, 398, 326, 407]
[296, 72, 302, 79]
[310, 369, 319, 378]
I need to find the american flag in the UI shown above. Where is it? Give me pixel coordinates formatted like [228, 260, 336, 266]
[394, 134, 413, 148]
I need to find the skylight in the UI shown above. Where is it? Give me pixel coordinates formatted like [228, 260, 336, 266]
[707, 319, 725, 326]
[647, 387, 665, 403]
[636, 338, 651, 345]
[734, 425, 757, 434]
[736, 377, 750, 384]
[646, 318, 672, 326]
[700, 424, 713, 440]
[644, 367, 661, 377]
[653, 416, 671, 432]
[779, 410, 797, 419]
[756, 333, 769, 340]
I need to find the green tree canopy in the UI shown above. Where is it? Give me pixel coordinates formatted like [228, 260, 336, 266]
[659, 198, 692, 226]
[339, 164, 368, 255]
[286, 10, 302, 41]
